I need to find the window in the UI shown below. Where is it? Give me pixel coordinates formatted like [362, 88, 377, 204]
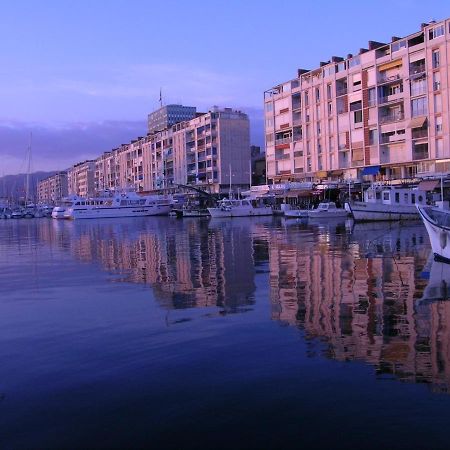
[350, 100, 362, 111]
[429, 25, 444, 40]
[436, 139, 444, 157]
[432, 49, 440, 68]
[323, 65, 335, 77]
[304, 91, 309, 106]
[389, 84, 402, 95]
[316, 105, 321, 120]
[368, 88, 376, 107]
[434, 94, 442, 113]
[315, 88, 320, 102]
[265, 118, 273, 128]
[265, 102, 273, 112]
[433, 72, 441, 91]
[328, 102, 332, 115]
[411, 97, 427, 117]
[348, 55, 361, 68]
[354, 110, 363, 123]
[395, 193, 400, 203]
[336, 61, 346, 73]
[327, 84, 332, 100]
[317, 122, 321, 135]
[392, 39, 406, 52]
[369, 129, 378, 145]
[411, 78, 427, 96]
[436, 116, 443, 133]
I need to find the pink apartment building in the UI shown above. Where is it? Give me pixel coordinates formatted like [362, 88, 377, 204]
[264, 19, 450, 183]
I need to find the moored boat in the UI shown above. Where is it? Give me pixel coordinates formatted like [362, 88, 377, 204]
[284, 208, 309, 219]
[346, 185, 428, 221]
[307, 202, 348, 219]
[208, 198, 273, 218]
[418, 205, 450, 262]
[59, 191, 173, 220]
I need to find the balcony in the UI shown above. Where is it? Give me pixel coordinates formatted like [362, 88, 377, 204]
[377, 73, 401, 84]
[379, 112, 404, 124]
[413, 151, 429, 160]
[412, 128, 428, 139]
[380, 133, 405, 144]
[378, 93, 404, 105]
[275, 137, 292, 146]
[410, 64, 426, 76]
[336, 87, 348, 97]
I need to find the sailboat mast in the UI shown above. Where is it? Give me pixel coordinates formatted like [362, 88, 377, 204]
[25, 132, 32, 204]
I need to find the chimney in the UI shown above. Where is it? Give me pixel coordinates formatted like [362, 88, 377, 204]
[359, 48, 368, 54]
[297, 68, 310, 77]
[391, 36, 401, 42]
[347, 53, 353, 59]
[331, 56, 344, 63]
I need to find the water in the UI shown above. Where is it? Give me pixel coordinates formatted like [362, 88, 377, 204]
[1, 216, 450, 449]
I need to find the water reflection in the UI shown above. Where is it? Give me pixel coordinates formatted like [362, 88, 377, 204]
[6, 216, 450, 393]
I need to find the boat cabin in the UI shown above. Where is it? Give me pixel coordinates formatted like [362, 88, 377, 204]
[364, 186, 427, 207]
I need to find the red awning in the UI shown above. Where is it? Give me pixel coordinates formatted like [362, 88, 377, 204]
[418, 179, 439, 191]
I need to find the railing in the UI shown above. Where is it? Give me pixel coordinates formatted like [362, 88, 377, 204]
[338, 143, 349, 150]
[379, 112, 404, 124]
[275, 137, 292, 145]
[413, 151, 429, 160]
[378, 73, 401, 83]
[378, 94, 403, 105]
[336, 87, 347, 96]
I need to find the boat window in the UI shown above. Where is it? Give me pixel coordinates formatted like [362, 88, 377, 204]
[418, 195, 423, 203]
[376, 192, 381, 200]
[81, 201, 85, 206]
[395, 193, 400, 203]
[411, 194, 416, 204]
[120, 200, 127, 206]
[242, 201, 250, 206]
[139, 199, 146, 205]
[383, 193, 390, 201]
[75, 202, 80, 205]
[404, 193, 408, 201]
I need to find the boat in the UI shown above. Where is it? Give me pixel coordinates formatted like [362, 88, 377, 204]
[345, 185, 428, 221]
[307, 202, 348, 219]
[208, 198, 273, 218]
[0, 207, 11, 219]
[10, 209, 24, 219]
[417, 205, 450, 262]
[61, 191, 173, 220]
[182, 208, 210, 218]
[284, 208, 309, 219]
[418, 254, 450, 304]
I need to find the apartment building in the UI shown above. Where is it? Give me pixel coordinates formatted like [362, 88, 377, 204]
[264, 18, 450, 183]
[37, 171, 68, 204]
[93, 107, 251, 194]
[67, 160, 95, 196]
[148, 104, 197, 134]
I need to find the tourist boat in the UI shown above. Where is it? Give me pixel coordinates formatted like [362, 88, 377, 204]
[345, 185, 428, 221]
[307, 202, 348, 219]
[208, 198, 273, 218]
[60, 191, 173, 220]
[417, 205, 450, 262]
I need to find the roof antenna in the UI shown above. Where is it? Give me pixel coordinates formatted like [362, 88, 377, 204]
[159, 88, 163, 108]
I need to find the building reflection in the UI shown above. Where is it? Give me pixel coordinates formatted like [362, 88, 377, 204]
[270, 221, 450, 393]
[37, 218, 273, 313]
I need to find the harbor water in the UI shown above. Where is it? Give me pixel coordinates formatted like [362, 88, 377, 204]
[2, 217, 450, 448]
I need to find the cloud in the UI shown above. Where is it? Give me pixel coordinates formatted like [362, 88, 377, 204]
[0, 109, 264, 176]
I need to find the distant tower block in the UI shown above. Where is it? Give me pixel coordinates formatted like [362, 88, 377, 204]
[147, 104, 197, 134]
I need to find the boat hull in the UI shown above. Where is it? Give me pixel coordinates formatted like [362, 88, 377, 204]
[65, 205, 172, 219]
[307, 210, 348, 219]
[208, 207, 273, 218]
[347, 202, 419, 221]
[284, 210, 308, 218]
[418, 206, 450, 262]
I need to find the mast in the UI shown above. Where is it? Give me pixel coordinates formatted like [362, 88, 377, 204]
[229, 164, 232, 199]
[25, 132, 32, 204]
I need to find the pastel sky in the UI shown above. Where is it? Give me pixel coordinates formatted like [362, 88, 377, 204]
[1, 0, 449, 174]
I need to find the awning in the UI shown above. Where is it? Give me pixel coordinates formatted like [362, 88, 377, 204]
[408, 117, 427, 128]
[330, 170, 344, 176]
[361, 165, 381, 176]
[418, 179, 439, 191]
[287, 190, 313, 198]
[315, 170, 328, 178]
[378, 59, 402, 71]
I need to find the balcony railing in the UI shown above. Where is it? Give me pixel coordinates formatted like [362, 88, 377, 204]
[413, 151, 429, 160]
[378, 73, 401, 84]
[379, 112, 404, 124]
[410, 64, 426, 75]
[412, 129, 428, 139]
[336, 87, 348, 96]
[275, 137, 292, 145]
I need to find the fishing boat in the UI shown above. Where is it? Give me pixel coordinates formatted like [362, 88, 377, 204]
[307, 202, 348, 219]
[208, 198, 273, 218]
[60, 191, 173, 220]
[345, 185, 428, 221]
[417, 205, 450, 262]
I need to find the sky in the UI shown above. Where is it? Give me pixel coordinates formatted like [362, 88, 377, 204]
[1, 0, 449, 175]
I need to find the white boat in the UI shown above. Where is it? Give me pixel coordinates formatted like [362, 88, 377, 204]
[345, 185, 428, 221]
[11, 209, 24, 219]
[307, 202, 348, 219]
[182, 208, 210, 218]
[418, 205, 450, 262]
[61, 191, 173, 220]
[208, 198, 273, 218]
[284, 208, 309, 219]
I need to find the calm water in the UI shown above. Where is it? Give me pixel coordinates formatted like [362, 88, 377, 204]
[1, 216, 450, 449]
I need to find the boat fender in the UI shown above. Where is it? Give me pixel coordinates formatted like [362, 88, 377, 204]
[440, 231, 447, 249]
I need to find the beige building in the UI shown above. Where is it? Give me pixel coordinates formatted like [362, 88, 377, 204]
[93, 107, 250, 194]
[37, 171, 68, 204]
[68, 160, 95, 196]
[264, 19, 450, 183]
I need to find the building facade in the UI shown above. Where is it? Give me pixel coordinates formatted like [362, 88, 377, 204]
[147, 104, 197, 134]
[264, 19, 450, 183]
[68, 160, 95, 197]
[93, 107, 251, 194]
[37, 172, 68, 204]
